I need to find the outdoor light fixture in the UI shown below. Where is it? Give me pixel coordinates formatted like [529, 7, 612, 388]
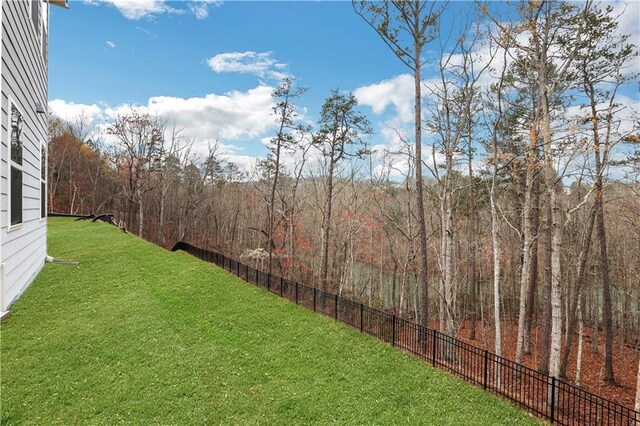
[35, 102, 46, 114]
[48, 0, 70, 8]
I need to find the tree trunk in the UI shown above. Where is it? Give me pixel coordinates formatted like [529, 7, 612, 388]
[588, 89, 616, 384]
[440, 153, 455, 337]
[524, 173, 540, 355]
[591, 291, 600, 353]
[137, 186, 144, 238]
[414, 49, 430, 327]
[536, 37, 563, 378]
[157, 188, 165, 246]
[490, 133, 501, 358]
[468, 143, 478, 340]
[320, 157, 335, 291]
[538, 189, 552, 375]
[515, 147, 536, 365]
[575, 297, 584, 387]
[267, 142, 281, 275]
[491, 193, 501, 358]
[560, 204, 596, 378]
[546, 131, 563, 381]
[268, 95, 289, 275]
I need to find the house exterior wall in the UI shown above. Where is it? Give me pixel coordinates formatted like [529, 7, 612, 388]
[0, 0, 49, 311]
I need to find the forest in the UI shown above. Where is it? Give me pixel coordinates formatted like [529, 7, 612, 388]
[46, 1, 639, 411]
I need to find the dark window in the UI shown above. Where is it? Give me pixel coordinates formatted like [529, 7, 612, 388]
[10, 104, 24, 226]
[11, 167, 23, 226]
[41, 145, 46, 180]
[11, 104, 23, 165]
[41, 182, 46, 219]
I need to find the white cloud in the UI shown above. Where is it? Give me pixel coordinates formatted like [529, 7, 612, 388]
[49, 99, 104, 123]
[189, 0, 221, 20]
[354, 74, 415, 124]
[84, 0, 180, 20]
[142, 86, 276, 141]
[207, 51, 288, 81]
[106, 40, 116, 48]
[50, 85, 278, 169]
[86, 0, 222, 21]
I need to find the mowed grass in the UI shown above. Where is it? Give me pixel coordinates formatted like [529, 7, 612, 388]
[1, 218, 538, 425]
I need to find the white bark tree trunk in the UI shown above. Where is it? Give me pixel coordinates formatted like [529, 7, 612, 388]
[439, 182, 454, 335]
[515, 158, 535, 365]
[575, 298, 584, 387]
[548, 186, 563, 379]
[490, 174, 501, 359]
[536, 29, 563, 379]
[441, 154, 455, 337]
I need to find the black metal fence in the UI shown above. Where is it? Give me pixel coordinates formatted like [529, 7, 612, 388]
[174, 241, 638, 425]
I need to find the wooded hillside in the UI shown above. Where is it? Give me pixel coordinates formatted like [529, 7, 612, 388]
[46, 0, 639, 410]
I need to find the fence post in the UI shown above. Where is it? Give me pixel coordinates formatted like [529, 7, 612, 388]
[360, 303, 364, 332]
[267, 273, 271, 291]
[334, 294, 338, 320]
[392, 315, 396, 347]
[313, 288, 317, 312]
[236, 260, 239, 276]
[431, 328, 437, 366]
[280, 277, 284, 297]
[295, 282, 299, 304]
[483, 350, 489, 390]
[550, 376, 556, 424]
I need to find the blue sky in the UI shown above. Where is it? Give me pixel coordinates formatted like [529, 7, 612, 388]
[49, 1, 640, 175]
[48, 0, 484, 170]
[50, 1, 410, 105]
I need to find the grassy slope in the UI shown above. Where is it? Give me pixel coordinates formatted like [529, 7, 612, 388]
[1, 218, 538, 425]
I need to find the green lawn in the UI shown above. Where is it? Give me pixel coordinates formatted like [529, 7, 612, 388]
[1, 218, 538, 425]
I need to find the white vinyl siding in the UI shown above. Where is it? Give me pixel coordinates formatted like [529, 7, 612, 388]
[1, 1, 49, 311]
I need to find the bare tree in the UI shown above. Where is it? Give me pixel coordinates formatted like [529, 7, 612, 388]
[425, 17, 493, 337]
[570, 3, 638, 383]
[154, 126, 192, 246]
[353, 0, 445, 325]
[313, 89, 371, 291]
[485, 0, 592, 379]
[266, 77, 309, 275]
[108, 110, 164, 237]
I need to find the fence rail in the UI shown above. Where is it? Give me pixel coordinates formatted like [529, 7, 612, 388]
[172, 241, 639, 425]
